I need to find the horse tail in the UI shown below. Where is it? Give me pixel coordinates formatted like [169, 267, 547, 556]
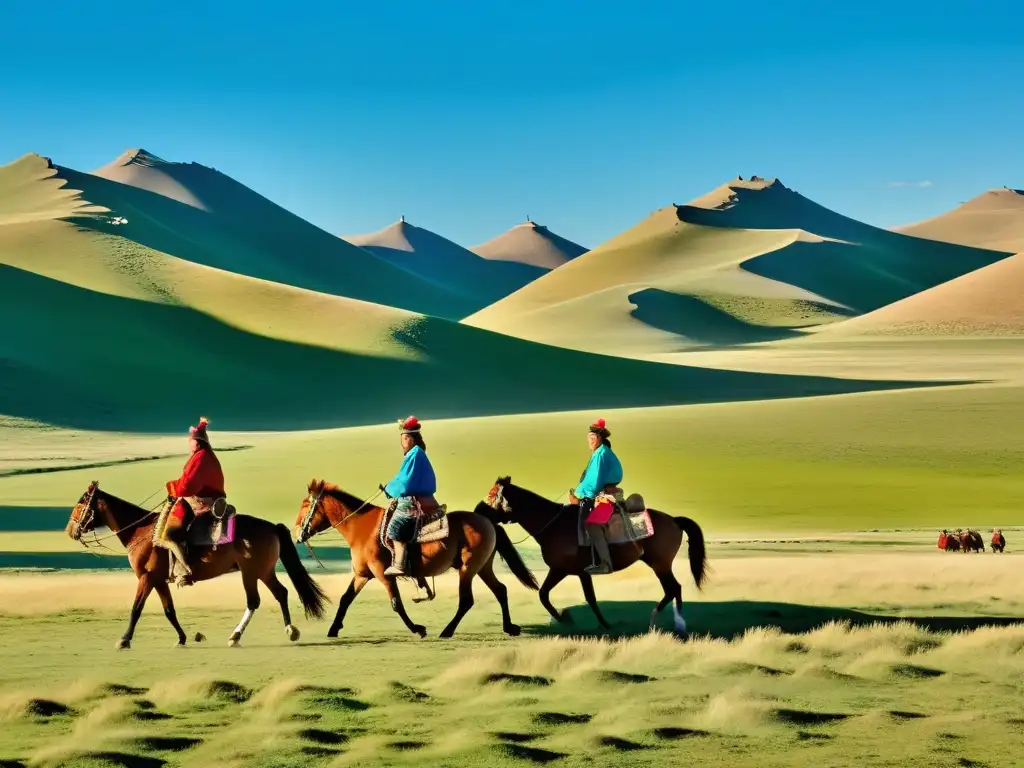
[492, 524, 539, 591]
[673, 516, 708, 590]
[274, 523, 329, 620]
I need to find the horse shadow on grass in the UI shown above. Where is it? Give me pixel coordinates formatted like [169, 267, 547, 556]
[524, 599, 1024, 640]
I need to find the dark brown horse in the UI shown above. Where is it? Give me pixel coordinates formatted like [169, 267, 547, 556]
[477, 477, 708, 638]
[294, 480, 537, 638]
[67, 481, 328, 649]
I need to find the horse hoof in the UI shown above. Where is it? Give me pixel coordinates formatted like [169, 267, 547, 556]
[327, 628, 339, 639]
[439, 629, 454, 639]
[228, 632, 241, 648]
[505, 624, 522, 637]
[286, 625, 300, 642]
[413, 625, 427, 638]
[116, 639, 130, 650]
[175, 639, 186, 647]
[194, 632, 206, 643]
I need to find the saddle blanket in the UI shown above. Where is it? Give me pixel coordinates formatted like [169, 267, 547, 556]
[578, 504, 654, 547]
[153, 501, 238, 550]
[187, 511, 237, 548]
[380, 505, 449, 549]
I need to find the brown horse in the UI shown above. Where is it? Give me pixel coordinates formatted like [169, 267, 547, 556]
[67, 481, 328, 649]
[294, 480, 537, 638]
[477, 477, 708, 638]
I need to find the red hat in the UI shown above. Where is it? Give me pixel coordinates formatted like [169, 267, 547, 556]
[189, 416, 210, 443]
[398, 416, 422, 434]
[588, 418, 610, 438]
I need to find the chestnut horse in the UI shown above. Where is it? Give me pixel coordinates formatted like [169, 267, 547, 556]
[67, 481, 328, 649]
[477, 476, 707, 638]
[294, 480, 537, 638]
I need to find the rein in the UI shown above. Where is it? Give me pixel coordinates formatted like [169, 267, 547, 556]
[299, 487, 385, 567]
[74, 487, 163, 551]
[495, 485, 567, 545]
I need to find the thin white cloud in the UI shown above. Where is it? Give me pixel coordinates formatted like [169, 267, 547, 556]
[887, 180, 934, 188]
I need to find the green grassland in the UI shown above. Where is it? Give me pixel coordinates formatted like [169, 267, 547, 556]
[0, 548, 1021, 768]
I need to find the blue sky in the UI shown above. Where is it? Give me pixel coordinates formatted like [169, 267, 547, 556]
[2, 0, 1021, 248]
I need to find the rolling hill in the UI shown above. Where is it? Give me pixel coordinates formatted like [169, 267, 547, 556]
[893, 187, 1024, 253]
[464, 178, 1010, 356]
[0, 155, 916, 433]
[43, 149, 477, 319]
[470, 219, 587, 269]
[820, 251, 1024, 337]
[343, 218, 544, 310]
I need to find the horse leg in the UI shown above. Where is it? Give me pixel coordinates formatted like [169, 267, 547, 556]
[652, 570, 688, 638]
[229, 571, 261, 647]
[118, 574, 156, 650]
[152, 579, 187, 646]
[371, 563, 426, 638]
[477, 556, 520, 637]
[262, 571, 300, 643]
[539, 569, 572, 625]
[578, 573, 612, 630]
[439, 568, 475, 639]
[328, 572, 372, 638]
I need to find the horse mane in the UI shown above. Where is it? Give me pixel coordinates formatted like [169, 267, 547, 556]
[308, 479, 377, 512]
[496, 476, 559, 507]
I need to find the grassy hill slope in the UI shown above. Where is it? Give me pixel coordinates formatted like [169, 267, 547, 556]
[466, 179, 1009, 356]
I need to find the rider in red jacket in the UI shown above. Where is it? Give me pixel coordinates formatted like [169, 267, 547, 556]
[162, 418, 225, 583]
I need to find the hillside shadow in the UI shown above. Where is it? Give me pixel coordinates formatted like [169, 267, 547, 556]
[56, 165, 476, 320]
[524, 599, 1024, 640]
[627, 288, 818, 347]
[0, 547, 350, 570]
[674, 185, 1009, 312]
[0, 507, 74, 532]
[0, 264, 960, 432]
[356, 223, 544, 307]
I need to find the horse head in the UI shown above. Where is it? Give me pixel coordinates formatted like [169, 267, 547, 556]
[295, 479, 332, 544]
[67, 481, 100, 541]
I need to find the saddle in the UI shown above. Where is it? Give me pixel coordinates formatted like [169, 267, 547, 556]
[154, 496, 238, 551]
[379, 498, 449, 562]
[577, 490, 654, 547]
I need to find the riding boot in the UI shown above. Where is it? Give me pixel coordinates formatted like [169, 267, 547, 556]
[385, 541, 408, 576]
[166, 540, 192, 584]
[585, 525, 613, 574]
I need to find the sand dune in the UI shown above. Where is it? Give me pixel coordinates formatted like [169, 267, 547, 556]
[92, 149, 210, 210]
[343, 218, 544, 309]
[470, 219, 587, 269]
[821, 251, 1024, 337]
[465, 178, 1008, 357]
[894, 187, 1024, 253]
[30, 149, 476, 319]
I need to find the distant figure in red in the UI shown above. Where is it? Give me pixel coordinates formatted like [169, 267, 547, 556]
[991, 528, 1006, 553]
[937, 530, 949, 551]
[160, 417, 226, 584]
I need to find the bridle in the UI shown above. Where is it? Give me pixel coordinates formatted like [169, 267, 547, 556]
[487, 481, 567, 544]
[297, 490, 324, 544]
[297, 487, 384, 544]
[71, 482, 100, 541]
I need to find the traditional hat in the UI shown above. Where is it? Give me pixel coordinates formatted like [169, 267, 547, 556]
[189, 416, 211, 444]
[398, 416, 422, 434]
[588, 418, 611, 439]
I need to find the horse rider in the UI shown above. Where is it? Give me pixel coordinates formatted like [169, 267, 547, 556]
[568, 418, 623, 575]
[380, 416, 438, 577]
[160, 417, 226, 585]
